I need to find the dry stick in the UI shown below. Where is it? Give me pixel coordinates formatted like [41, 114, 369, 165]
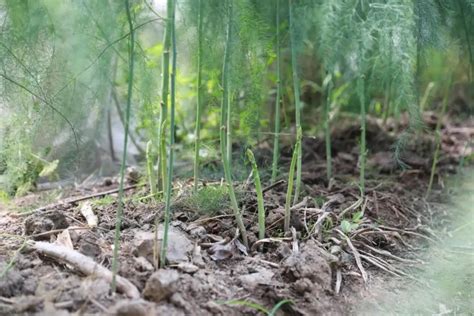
[335, 269, 342, 294]
[27, 184, 140, 214]
[262, 179, 285, 193]
[362, 243, 422, 264]
[358, 249, 421, 283]
[358, 253, 402, 278]
[337, 198, 364, 220]
[378, 225, 437, 243]
[28, 241, 140, 298]
[336, 229, 368, 283]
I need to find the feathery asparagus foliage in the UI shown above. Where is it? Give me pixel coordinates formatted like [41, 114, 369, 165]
[111, 0, 135, 293]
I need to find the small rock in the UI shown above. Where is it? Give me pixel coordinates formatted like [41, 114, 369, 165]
[238, 268, 274, 290]
[24, 211, 68, 239]
[133, 226, 192, 264]
[0, 264, 24, 297]
[205, 301, 223, 314]
[143, 269, 180, 302]
[134, 256, 154, 271]
[80, 278, 110, 300]
[186, 224, 206, 238]
[110, 299, 155, 316]
[78, 241, 101, 258]
[282, 240, 331, 290]
[177, 262, 199, 274]
[293, 278, 312, 294]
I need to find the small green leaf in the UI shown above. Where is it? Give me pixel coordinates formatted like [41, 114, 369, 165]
[340, 220, 352, 233]
[352, 211, 363, 223]
[268, 299, 292, 316]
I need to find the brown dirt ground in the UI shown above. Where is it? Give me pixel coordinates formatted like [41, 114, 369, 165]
[0, 113, 472, 315]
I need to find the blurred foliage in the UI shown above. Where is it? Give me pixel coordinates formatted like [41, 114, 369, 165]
[0, 0, 472, 196]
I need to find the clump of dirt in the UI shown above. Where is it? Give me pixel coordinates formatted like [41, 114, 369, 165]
[0, 114, 472, 315]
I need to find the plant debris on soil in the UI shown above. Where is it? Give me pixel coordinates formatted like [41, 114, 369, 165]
[0, 114, 473, 315]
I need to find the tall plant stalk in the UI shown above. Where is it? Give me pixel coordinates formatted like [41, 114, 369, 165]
[160, 0, 177, 268]
[426, 78, 452, 198]
[271, 0, 281, 184]
[157, 0, 173, 194]
[289, 0, 302, 203]
[111, 0, 135, 293]
[227, 91, 233, 167]
[284, 128, 302, 232]
[246, 149, 265, 242]
[357, 76, 366, 196]
[193, 0, 203, 193]
[220, 0, 248, 248]
[323, 74, 332, 182]
[146, 140, 157, 197]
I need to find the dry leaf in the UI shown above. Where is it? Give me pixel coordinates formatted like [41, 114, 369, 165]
[80, 201, 98, 227]
[55, 229, 74, 250]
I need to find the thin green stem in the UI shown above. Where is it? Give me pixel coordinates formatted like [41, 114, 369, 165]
[246, 149, 265, 242]
[271, 0, 281, 184]
[220, 0, 248, 248]
[111, 0, 135, 293]
[284, 128, 301, 232]
[289, 0, 302, 203]
[323, 74, 333, 182]
[193, 0, 203, 193]
[426, 78, 452, 198]
[146, 141, 157, 197]
[160, 0, 177, 268]
[357, 76, 366, 196]
[227, 91, 233, 168]
[221, 128, 248, 247]
[157, 0, 173, 194]
[382, 80, 392, 125]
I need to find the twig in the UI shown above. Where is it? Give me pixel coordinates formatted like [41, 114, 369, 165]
[262, 179, 285, 193]
[28, 226, 92, 239]
[379, 225, 436, 243]
[337, 198, 364, 220]
[335, 268, 342, 294]
[28, 241, 140, 298]
[358, 253, 402, 278]
[361, 243, 422, 264]
[26, 184, 140, 214]
[336, 229, 368, 283]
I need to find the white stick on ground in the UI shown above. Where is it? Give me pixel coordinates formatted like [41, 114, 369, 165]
[28, 241, 140, 299]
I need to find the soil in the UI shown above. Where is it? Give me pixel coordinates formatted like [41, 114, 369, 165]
[0, 113, 472, 315]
